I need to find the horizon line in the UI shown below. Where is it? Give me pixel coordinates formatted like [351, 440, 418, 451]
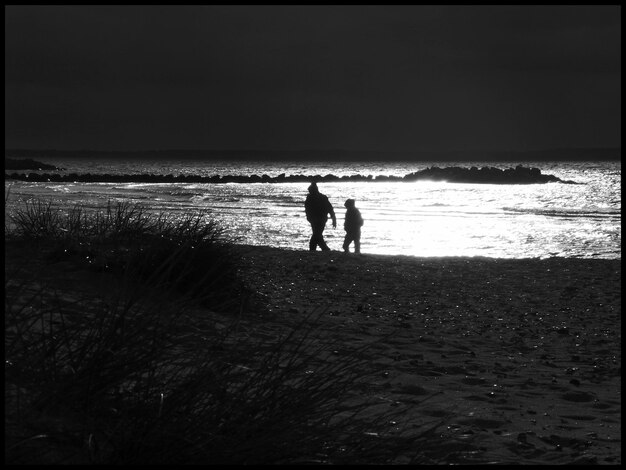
[5, 146, 622, 154]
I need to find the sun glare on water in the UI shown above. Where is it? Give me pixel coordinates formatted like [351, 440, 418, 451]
[4, 161, 621, 259]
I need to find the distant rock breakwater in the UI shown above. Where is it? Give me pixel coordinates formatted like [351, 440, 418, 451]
[4, 165, 580, 184]
[5, 158, 64, 171]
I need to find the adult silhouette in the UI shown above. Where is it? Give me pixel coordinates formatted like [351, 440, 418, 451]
[304, 182, 336, 251]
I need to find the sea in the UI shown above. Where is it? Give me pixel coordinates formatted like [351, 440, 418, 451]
[4, 157, 621, 260]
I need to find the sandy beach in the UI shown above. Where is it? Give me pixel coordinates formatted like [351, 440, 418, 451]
[231, 245, 621, 464]
[5, 240, 621, 464]
[5, 3, 621, 465]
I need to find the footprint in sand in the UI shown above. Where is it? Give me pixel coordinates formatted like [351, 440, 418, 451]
[561, 391, 596, 402]
[461, 376, 487, 386]
[558, 415, 597, 421]
[457, 417, 508, 429]
[422, 408, 452, 418]
[390, 374, 433, 396]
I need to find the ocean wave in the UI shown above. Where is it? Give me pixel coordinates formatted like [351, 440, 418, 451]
[246, 193, 300, 203]
[190, 195, 241, 203]
[421, 202, 451, 207]
[503, 207, 621, 219]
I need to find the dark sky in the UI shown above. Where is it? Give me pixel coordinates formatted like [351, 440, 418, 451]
[4, 5, 621, 152]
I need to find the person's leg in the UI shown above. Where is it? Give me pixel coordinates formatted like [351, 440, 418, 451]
[343, 234, 351, 252]
[309, 233, 316, 251]
[354, 230, 361, 254]
[316, 221, 330, 250]
[319, 231, 331, 251]
[309, 223, 316, 250]
[311, 221, 328, 250]
[310, 222, 322, 250]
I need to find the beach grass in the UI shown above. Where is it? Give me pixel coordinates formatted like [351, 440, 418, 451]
[5, 200, 446, 464]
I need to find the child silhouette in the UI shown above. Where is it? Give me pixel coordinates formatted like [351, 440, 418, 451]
[342, 198, 363, 254]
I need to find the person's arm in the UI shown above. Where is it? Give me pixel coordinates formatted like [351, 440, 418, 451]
[328, 201, 337, 228]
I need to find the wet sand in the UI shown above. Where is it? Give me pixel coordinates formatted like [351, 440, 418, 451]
[232, 245, 621, 464]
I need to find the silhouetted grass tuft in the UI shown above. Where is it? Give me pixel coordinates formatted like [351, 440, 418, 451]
[5, 200, 449, 464]
[7, 199, 243, 308]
